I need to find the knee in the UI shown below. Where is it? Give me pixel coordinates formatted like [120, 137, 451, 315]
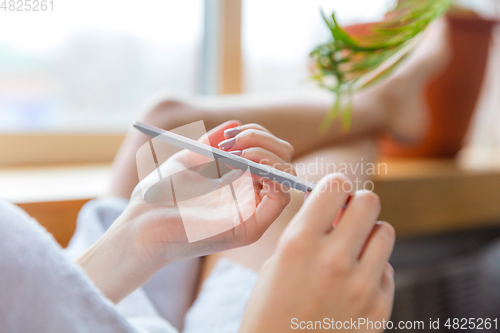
[141, 97, 192, 129]
[148, 98, 187, 116]
[140, 96, 219, 132]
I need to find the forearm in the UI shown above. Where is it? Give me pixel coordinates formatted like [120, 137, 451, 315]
[75, 212, 158, 304]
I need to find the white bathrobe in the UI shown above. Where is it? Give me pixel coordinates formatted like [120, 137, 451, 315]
[0, 198, 257, 333]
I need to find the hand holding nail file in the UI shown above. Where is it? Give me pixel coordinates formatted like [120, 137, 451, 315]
[134, 122, 316, 192]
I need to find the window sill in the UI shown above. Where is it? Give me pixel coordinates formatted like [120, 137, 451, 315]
[0, 163, 111, 203]
[0, 163, 112, 247]
[0, 133, 125, 167]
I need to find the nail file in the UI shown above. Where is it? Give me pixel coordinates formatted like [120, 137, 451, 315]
[134, 122, 316, 192]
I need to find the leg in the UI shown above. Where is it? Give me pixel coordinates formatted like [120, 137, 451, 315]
[108, 19, 449, 199]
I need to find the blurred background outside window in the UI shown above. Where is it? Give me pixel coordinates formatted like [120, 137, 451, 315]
[0, 0, 204, 132]
[242, 0, 395, 93]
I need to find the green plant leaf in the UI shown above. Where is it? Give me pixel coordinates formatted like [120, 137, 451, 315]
[311, 0, 453, 131]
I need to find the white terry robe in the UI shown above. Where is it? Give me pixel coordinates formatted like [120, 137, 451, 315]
[0, 198, 258, 333]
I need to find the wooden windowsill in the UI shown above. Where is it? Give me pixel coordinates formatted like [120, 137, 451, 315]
[0, 164, 112, 247]
[0, 133, 124, 167]
[0, 163, 112, 204]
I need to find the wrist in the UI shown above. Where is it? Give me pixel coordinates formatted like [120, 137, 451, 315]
[76, 210, 158, 303]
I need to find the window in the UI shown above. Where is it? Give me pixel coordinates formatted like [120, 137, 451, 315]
[0, 0, 204, 132]
[242, 0, 396, 93]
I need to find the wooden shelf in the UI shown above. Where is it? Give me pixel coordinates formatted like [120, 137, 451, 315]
[375, 158, 500, 238]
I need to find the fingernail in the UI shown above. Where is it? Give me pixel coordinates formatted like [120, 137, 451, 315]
[304, 190, 312, 202]
[229, 150, 242, 156]
[218, 137, 236, 151]
[224, 127, 242, 138]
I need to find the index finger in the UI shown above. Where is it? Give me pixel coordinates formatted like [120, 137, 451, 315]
[204, 120, 242, 147]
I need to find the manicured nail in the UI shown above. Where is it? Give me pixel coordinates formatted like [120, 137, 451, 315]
[229, 150, 242, 156]
[218, 137, 236, 150]
[304, 190, 312, 202]
[224, 127, 242, 138]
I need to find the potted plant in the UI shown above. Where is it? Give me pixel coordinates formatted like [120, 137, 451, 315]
[311, 0, 499, 157]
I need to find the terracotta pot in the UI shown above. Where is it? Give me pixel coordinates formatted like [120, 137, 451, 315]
[381, 14, 498, 158]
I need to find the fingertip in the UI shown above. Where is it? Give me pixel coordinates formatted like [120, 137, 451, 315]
[304, 190, 311, 202]
[378, 221, 396, 245]
[223, 120, 242, 127]
[206, 120, 242, 147]
[212, 120, 241, 133]
[308, 173, 352, 200]
[386, 262, 394, 277]
[224, 126, 243, 139]
[352, 190, 381, 217]
[293, 173, 352, 234]
[263, 179, 290, 202]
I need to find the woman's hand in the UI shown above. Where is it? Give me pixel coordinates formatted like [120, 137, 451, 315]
[240, 174, 395, 333]
[129, 120, 296, 263]
[77, 121, 295, 303]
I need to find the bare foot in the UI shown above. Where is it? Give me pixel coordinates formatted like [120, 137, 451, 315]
[380, 18, 452, 143]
